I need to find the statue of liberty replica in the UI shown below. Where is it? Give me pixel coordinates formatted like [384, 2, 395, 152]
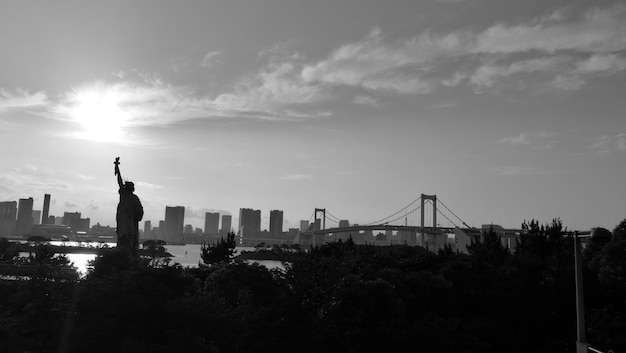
[114, 157, 144, 258]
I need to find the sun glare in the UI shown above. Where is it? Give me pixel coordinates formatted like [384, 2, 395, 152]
[69, 86, 130, 142]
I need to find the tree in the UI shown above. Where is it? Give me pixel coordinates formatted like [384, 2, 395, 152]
[467, 225, 508, 264]
[201, 232, 237, 265]
[613, 218, 626, 240]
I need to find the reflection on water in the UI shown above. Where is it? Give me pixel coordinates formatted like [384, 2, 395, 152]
[21, 243, 285, 275]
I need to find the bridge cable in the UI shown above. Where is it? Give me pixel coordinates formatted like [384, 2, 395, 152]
[437, 199, 471, 228]
[365, 196, 422, 225]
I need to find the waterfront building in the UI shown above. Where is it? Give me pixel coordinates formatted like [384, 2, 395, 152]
[0, 201, 17, 236]
[220, 214, 232, 236]
[269, 210, 283, 237]
[204, 212, 219, 236]
[16, 198, 34, 235]
[164, 206, 185, 243]
[300, 220, 309, 232]
[32, 210, 41, 225]
[42, 194, 51, 224]
[238, 208, 260, 237]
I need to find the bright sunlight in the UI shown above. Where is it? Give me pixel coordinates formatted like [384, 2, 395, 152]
[66, 84, 130, 143]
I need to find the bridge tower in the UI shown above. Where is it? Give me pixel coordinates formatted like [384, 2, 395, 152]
[314, 208, 326, 231]
[420, 194, 437, 247]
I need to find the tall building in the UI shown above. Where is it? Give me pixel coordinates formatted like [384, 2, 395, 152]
[144, 220, 152, 234]
[32, 210, 41, 225]
[204, 212, 220, 236]
[42, 194, 51, 225]
[16, 198, 34, 235]
[164, 206, 185, 243]
[238, 208, 260, 237]
[269, 210, 283, 237]
[220, 214, 232, 236]
[300, 220, 310, 231]
[63, 212, 81, 230]
[0, 201, 17, 236]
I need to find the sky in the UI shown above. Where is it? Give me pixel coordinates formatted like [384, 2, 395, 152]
[1, 0, 625, 232]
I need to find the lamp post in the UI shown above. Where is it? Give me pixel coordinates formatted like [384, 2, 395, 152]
[574, 231, 588, 353]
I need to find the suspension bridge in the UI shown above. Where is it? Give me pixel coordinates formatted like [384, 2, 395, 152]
[294, 194, 522, 251]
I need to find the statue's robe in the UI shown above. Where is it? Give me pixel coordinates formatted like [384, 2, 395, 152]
[116, 188, 144, 257]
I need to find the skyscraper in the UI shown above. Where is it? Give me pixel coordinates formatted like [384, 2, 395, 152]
[220, 214, 232, 236]
[238, 208, 260, 237]
[0, 201, 17, 236]
[32, 210, 41, 225]
[300, 220, 310, 231]
[269, 210, 283, 237]
[16, 198, 34, 235]
[144, 220, 152, 238]
[204, 212, 219, 236]
[42, 194, 51, 225]
[164, 206, 185, 243]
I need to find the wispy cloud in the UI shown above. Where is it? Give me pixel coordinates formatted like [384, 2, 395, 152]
[497, 131, 557, 149]
[301, 27, 466, 94]
[279, 174, 313, 181]
[473, 5, 626, 54]
[352, 95, 379, 106]
[201, 50, 223, 68]
[493, 166, 541, 176]
[0, 88, 48, 111]
[297, 5, 626, 95]
[588, 133, 626, 154]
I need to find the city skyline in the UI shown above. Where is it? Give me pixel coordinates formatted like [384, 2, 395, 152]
[1, 0, 625, 232]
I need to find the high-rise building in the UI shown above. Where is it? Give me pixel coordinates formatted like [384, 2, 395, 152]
[300, 220, 310, 231]
[0, 201, 17, 236]
[42, 194, 51, 225]
[63, 212, 81, 230]
[220, 214, 232, 236]
[164, 206, 185, 243]
[204, 212, 219, 236]
[269, 210, 283, 237]
[16, 198, 34, 235]
[238, 208, 260, 237]
[32, 210, 41, 225]
[144, 220, 152, 234]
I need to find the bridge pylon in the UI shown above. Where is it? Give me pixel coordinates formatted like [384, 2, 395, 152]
[420, 194, 437, 247]
[314, 208, 326, 231]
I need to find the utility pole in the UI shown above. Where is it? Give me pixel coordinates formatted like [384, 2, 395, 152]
[574, 231, 588, 353]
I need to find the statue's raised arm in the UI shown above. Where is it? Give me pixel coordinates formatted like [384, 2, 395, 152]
[114, 157, 123, 190]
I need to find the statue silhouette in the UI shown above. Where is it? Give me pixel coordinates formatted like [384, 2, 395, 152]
[114, 157, 144, 258]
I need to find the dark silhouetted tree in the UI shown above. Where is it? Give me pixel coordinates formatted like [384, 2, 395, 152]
[201, 232, 236, 265]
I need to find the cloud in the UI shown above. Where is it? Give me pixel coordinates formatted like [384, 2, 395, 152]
[352, 95, 379, 106]
[301, 27, 466, 94]
[589, 133, 626, 154]
[0, 88, 48, 111]
[470, 56, 568, 90]
[64, 201, 77, 208]
[494, 166, 541, 176]
[88, 200, 99, 210]
[473, 5, 626, 54]
[279, 174, 313, 181]
[497, 131, 557, 149]
[201, 50, 223, 68]
[134, 181, 164, 190]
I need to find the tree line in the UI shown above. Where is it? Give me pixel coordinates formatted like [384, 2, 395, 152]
[0, 219, 625, 352]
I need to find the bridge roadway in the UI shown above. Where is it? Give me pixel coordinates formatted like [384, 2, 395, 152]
[301, 225, 459, 237]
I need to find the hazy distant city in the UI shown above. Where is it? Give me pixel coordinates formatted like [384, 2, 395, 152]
[0, 193, 327, 246]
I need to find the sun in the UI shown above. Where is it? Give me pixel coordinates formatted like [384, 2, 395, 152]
[68, 85, 130, 142]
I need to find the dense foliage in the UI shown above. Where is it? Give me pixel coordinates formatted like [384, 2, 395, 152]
[1, 219, 625, 352]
